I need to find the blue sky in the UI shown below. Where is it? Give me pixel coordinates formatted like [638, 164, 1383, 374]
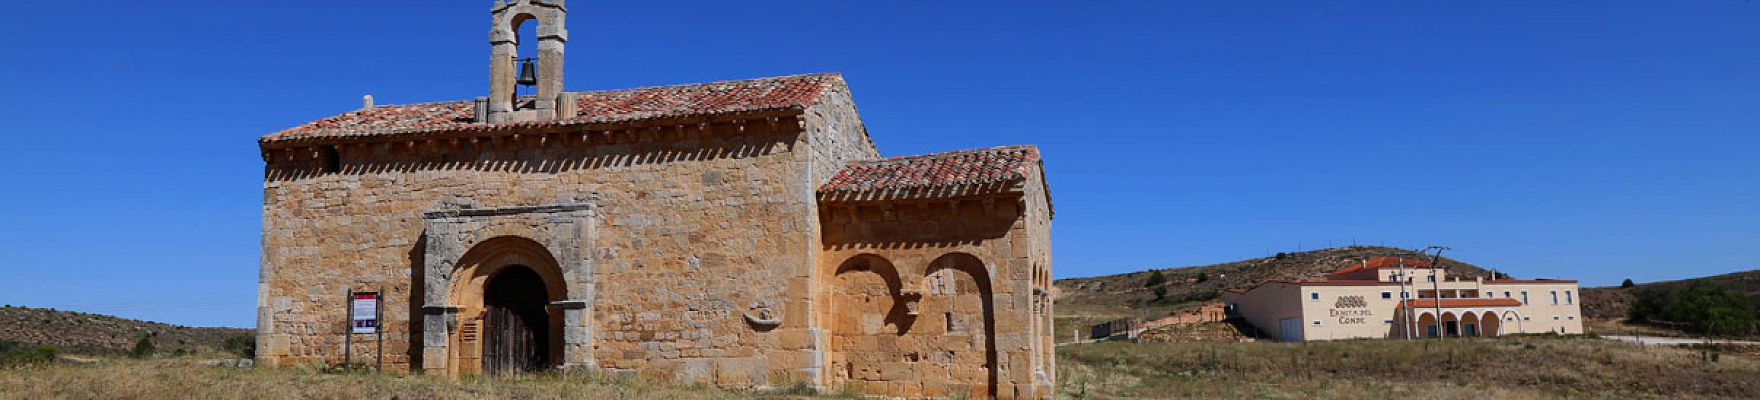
[1, 1, 1756, 328]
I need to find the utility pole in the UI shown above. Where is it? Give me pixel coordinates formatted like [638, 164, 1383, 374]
[1425, 246, 1451, 339]
[1397, 256, 1410, 339]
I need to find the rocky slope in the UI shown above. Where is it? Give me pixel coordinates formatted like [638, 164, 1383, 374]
[0, 306, 252, 355]
[1580, 269, 1760, 319]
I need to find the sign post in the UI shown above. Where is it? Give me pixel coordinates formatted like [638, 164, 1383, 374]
[348, 291, 380, 370]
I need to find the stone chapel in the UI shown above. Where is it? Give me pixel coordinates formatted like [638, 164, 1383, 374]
[256, 1, 1054, 398]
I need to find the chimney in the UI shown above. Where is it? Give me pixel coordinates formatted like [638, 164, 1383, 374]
[362, 94, 374, 110]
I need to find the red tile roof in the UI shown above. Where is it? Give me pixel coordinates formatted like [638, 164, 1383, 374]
[262, 73, 842, 146]
[1484, 279, 1578, 284]
[817, 145, 1041, 199]
[1401, 298, 1522, 308]
[1329, 256, 1434, 275]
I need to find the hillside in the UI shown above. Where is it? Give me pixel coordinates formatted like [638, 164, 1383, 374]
[1580, 269, 1760, 319]
[0, 306, 252, 355]
[1052, 246, 1497, 341]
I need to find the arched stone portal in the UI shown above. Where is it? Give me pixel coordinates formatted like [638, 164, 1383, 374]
[442, 236, 567, 376]
[419, 203, 596, 376]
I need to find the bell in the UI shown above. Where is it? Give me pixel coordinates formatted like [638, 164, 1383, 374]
[516, 58, 538, 86]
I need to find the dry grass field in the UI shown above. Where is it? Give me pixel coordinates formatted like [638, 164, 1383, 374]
[1055, 335, 1760, 399]
[5, 335, 1756, 399]
[0, 355, 828, 400]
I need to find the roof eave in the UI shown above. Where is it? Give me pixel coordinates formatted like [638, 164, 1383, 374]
[258, 106, 808, 151]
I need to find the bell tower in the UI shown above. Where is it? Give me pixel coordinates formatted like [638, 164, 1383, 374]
[481, 0, 570, 123]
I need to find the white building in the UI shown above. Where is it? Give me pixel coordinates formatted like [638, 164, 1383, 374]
[1222, 257, 1584, 342]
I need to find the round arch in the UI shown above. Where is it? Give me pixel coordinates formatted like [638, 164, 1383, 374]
[445, 235, 567, 375]
[925, 252, 998, 400]
[1501, 310, 1525, 335]
[1461, 312, 1482, 337]
[826, 254, 909, 392]
[1439, 311, 1461, 337]
[1480, 311, 1501, 337]
[1417, 313, 1440, 338]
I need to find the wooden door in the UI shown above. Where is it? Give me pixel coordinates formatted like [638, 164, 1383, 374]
[483, 305, 542, 375]
[481, 265, 551, 375]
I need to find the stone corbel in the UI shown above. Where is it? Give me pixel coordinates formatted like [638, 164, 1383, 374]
[743, 300, 783, 331]
[899, 289, 924, 316]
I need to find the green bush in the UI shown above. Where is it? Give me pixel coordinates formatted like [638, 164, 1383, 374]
[130, 336, 156, 359]
[224, 335, 256, 359]
[1145, 270, 1167, 288]
[1628, 281, 1758, 335]
[1, 340, 57, 366]
[1621, 279, 1636, 289]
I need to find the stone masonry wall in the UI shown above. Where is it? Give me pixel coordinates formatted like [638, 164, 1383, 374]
[259, 113, 853, 389]
[816, 181, 1055, 400]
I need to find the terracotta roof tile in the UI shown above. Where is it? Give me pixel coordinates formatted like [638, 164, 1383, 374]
[817, 145, 1040, 198]
[1401, 298, 1523, 308]
[263, 73, 841, 145]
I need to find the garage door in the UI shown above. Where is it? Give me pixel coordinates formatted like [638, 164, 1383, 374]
[1279, 317, 1303, 343]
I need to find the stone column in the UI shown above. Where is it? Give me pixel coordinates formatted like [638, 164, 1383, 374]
[486, 38, 516, 124]
[534, 14, 567, 120]
[554, 300, 593, 368]
[422, 305, 461, 374]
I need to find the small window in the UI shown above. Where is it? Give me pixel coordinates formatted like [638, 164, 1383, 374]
[1311, 292, 1320, 301]
[1381, 291, 1392, 299]
[1568, 315, 1576, 320]
[1383, 319, 1394, 324]
[1521, 291, 1529, 304]
[1551, 291, 1559, 305]
[1427, 275, 1435, 282]
[1565, 290, 1574, 305]
[1553, 316, 1560, 321]
[1313, 320, 1322, 326]
[1503, 291, 1511, 298]
[1524, 316, 1531, 321]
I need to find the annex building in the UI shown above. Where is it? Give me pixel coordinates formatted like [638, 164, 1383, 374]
[255, 1, 1055, 398]
[1223, 257, 1583, 342]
